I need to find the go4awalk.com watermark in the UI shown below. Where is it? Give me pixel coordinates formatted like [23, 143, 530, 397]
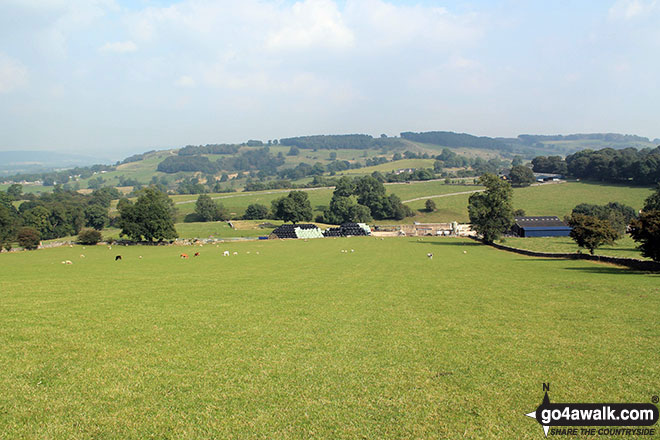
[525, 384, 659, 437]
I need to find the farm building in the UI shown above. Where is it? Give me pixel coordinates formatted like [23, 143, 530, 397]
[511, 216, 572, 237]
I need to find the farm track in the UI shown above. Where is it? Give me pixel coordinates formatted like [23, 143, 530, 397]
[402, 189, 484, 203]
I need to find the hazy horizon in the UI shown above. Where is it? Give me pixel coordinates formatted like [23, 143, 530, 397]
[2, 0, 659, 158]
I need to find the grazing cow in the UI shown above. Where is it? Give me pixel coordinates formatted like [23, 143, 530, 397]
[256, 252, 259, 255]
[463, 251, 467, 254]
[233, 252, 238, 255]
[180, 253, 189, 259]
[427, 253, 433, 259]
[115, 255, 122, 261]
[139, 256, 143, 259]
[194, 252, 200, 257]
[80, 254, 85, 258]
[351, 249, 354, 253]
[65, 260, 73, 265]
[223, 251, 230, 256]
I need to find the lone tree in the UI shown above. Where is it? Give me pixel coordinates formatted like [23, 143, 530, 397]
[425, 199, 436, 212]
[468, 173, 514, 242]
[508, 165, 535, 187]
[271, 191, 313, 224]
[566, 213, 619, 255]
[629, 185, 660, 262]
[117, 187, 178, 242]
[17, 227, 40, 250]
[77, 228, 102, 245]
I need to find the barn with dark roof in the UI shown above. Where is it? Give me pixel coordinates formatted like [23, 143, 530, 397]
[511, 216, 572, 237]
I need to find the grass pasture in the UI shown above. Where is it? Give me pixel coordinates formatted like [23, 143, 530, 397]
[408, 181, 654, 223]
[0, 238, 658, 439]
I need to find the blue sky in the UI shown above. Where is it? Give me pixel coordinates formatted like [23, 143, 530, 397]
[1, 0, 658, 159]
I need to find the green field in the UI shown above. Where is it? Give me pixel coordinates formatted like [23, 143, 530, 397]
[336, 159, 436, 176]
[1, 238, 658, 439]
[167, 181, 481, 222]
[408, 182, 654, 223]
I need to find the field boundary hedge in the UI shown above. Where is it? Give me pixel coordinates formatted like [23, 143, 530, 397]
[472, 237, 660, 272]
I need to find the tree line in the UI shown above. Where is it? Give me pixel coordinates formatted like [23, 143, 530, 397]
[279, 134, 404, 150]
[0, 185, 119, 250]
[3, 164, 115, 186]
[532, 146, 660, 185]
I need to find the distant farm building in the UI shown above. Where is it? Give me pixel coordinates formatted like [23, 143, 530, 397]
[511, 216, 571, 237]
[533, 172, 564, 182]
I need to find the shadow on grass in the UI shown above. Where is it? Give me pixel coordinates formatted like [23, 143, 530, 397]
[564, 266, 659, 276]
[418, 240, 482, 247]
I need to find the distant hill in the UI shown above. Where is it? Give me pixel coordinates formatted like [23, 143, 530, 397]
[401, 131, 658, 157]
[0, 150, 106, 175]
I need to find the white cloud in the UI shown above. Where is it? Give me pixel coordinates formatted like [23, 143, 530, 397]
[0, 53, 28, 93]
[266, 0, 354, 50]
[100, 41, 138, 53]
[344, 0, 482, 50]
[609, 0, 657, 20]
[175, 75, 196, 87]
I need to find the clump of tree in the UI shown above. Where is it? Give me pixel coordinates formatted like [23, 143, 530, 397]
[425, 199, 436, 212]
[566, 213, 620, 255]
[177, 177, 207, 195]
[17, 227, 40, 250]
[571, 202, 637, 235]
[321, 177, 372, 224]
[468, 173, 514, 242]
[629, 184, 660, 262]
[243, 204, 270, 220]
[320, 176, 412, 224]
[0, 192, 20, 250]
[12, 187, 115, 240]
[531, 156, 568, 174]
[117, 187, 178, 242]
[77, 229, 103, 245]
[271, 191, 313, 224]
[508, 165, 535, 187]
[193, 194, 229, 222]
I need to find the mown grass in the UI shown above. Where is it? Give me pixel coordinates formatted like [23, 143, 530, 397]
[0, 238, 658, 439]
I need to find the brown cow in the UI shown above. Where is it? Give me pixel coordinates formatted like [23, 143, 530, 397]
[180, 253, 189, 259]
[194, 252, 200, 257]
[115, 255, 122, 261]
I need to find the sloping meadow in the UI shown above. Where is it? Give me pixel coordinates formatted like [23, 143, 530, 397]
[0, 237, 658, 438]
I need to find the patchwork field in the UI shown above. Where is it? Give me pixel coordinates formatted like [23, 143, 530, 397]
[1, 238, 658, 439]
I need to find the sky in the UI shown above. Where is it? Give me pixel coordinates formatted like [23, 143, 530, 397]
[1, 0, 659, 159]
